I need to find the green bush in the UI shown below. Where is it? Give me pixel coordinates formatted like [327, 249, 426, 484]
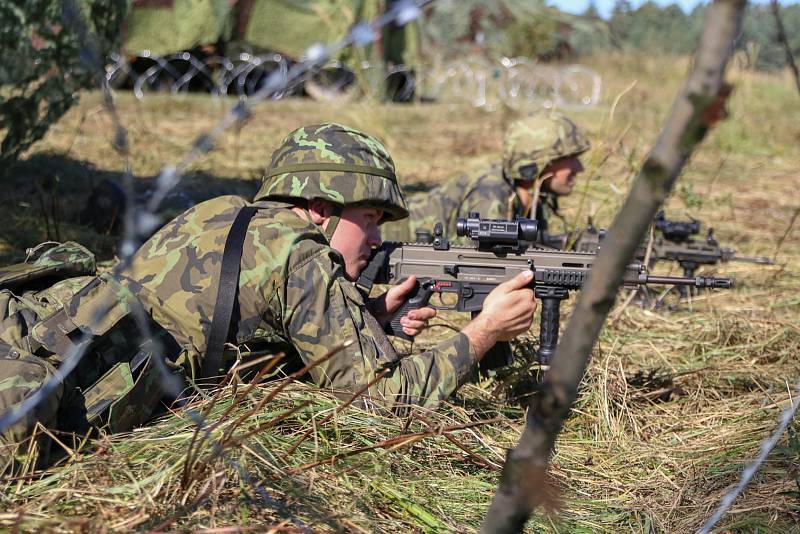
[0, 0, 127, 169]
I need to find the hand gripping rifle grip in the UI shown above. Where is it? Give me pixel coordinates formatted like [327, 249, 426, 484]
[386, 279, 434, 341]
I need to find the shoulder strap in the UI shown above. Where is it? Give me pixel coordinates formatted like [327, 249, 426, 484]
[201, 206, 259, 384]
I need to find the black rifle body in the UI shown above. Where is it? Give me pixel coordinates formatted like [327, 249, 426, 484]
[573, 212, 773, 280]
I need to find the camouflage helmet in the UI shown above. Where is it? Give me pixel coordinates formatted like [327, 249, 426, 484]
[255, 123, 408, 222]
[502, 112, 590, 182]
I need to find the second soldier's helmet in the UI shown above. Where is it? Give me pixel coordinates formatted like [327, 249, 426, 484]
[502, 112, 590, 182]
[255, 123, 409, 221]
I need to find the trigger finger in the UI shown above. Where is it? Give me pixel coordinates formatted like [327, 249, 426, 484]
[407, 307, 436, 320]
[402, 318, 428, 330]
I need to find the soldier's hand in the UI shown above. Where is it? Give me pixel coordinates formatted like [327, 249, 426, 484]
[369, 275, 437, 337]
[463, 271, 536, 357]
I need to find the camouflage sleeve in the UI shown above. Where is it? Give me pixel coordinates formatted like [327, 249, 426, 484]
[282, 248, 477, 412]
[463, 189, 512, 221]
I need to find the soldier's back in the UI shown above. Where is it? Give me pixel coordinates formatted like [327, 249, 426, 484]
[382, 165, 514, 243]
[120, 195, 333, 376]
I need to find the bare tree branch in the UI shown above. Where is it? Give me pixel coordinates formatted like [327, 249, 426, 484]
[770, 0, 800, 95]
[480, 1, 748, 531]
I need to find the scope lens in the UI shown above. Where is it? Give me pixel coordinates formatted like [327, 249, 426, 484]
[518, 219, 538, 241]
[455, 218, 467, 237]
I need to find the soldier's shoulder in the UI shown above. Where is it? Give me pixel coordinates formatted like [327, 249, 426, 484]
[249, 203, 338, 275]
[469, 164, 509, 190]
[436, 164, 490, 189]
[185, 195, 248, 221]
[457, 163, 502, 183]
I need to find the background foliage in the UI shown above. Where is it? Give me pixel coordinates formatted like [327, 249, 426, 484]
[568, 1, 800, 72]
[0, 0, 127, 169]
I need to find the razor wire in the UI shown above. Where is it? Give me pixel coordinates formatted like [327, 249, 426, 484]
[10, 0, 793, 529]
[105, 50, 602, 111]
[697, 378, 800, 534]
[0, 0, 434, 517]
[1, 3, 312, 521]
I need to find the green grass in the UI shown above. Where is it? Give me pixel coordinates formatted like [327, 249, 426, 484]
[1, 52, 800, 532]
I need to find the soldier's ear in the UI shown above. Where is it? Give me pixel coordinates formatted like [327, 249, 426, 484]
[307, 199, 334, 225]
[518, 163, 538, 181]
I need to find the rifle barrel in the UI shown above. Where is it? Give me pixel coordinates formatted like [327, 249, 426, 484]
[730, 255, 775, 265]
[640, 274, 733, 289]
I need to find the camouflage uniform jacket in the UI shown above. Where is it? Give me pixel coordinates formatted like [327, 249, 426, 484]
[119, 195, 477, 411]
[382, 164, 552, 244]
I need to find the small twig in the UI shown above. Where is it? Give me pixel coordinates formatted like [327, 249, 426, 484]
[207, 353, 286, 425]
[183, 358, 252, 487]
[33, 423, 78, 463]
[701, 153, 729, 210]
[219, 342, 351, 445]
[609, 80, 638, 128]
[611, 224, 656, 322]
[185, 400, 315, 487]
[772, 204, 799, 262]
[415, 413, 501, 471]
[183, 347, 340, 488]
[698, 380, 800, 533]
[770, 0, 800, 95]
[222, 400, 314, 447]
[284, 367, 391, 457]
[291, 418, 503, 472]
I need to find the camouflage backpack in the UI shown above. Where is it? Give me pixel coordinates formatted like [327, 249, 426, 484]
[0, 242, 181, 466]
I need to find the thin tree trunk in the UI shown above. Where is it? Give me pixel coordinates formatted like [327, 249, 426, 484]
[481, 1, 747, 531]
[770, 0, 800, 95]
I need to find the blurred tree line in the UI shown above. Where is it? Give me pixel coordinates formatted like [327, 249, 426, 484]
[568, 1, 800, 72]
[421, 0, 798, 73]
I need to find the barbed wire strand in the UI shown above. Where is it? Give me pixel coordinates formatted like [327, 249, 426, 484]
[697, 379, 800, 534]
[1, 1, 433, 523]
[5, 5, 299, 522]
[144, 0, 434, 219]
[107, 50, 602, 111]
[0, 0, 429, 435]
[3, 2, 797, 532]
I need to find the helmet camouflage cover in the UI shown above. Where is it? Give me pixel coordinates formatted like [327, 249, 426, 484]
[255, 123, 409, 221]
[502, 112, 591, 182]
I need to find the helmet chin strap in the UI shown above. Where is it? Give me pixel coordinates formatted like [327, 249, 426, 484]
[322, 205, 342, 243]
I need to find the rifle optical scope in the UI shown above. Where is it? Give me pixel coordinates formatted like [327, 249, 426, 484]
[456, 213, 539, 245]
[654, 211, 700, 242]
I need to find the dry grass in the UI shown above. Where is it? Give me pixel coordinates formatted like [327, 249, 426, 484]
[1, 52, 799, 532]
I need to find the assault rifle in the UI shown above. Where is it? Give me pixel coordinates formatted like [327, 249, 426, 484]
[573, 212, 773, 293]
[359, 214, 732, 365]
[651, 211, 774, 278]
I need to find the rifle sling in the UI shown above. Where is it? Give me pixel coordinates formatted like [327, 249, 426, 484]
[202, 206, 259, 384]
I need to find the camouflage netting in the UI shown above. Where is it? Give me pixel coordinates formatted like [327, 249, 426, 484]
[419, 0, 591, 61]
[122, 0, 233, 55]
[243, 0, 377, 58]
[0, 0, 128, 169]
[122, 0, 420, 66]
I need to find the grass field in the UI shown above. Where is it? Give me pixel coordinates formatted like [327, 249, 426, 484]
[1, 52, 799, 532]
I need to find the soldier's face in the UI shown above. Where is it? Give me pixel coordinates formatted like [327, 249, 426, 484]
[542, 157, 584, 196]
[329, 207, 384, 280]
